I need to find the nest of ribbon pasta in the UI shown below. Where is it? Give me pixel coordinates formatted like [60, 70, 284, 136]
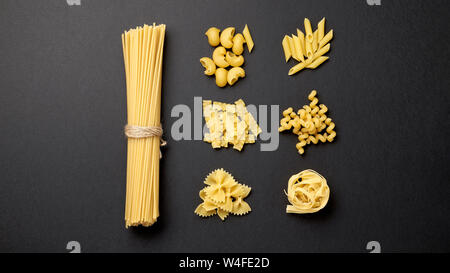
[285, 169, 330, 214]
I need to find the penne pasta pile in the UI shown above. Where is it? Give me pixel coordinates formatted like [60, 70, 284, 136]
[282, 18, 333, 75]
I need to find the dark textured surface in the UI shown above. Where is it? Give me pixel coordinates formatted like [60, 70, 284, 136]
[0, 0, 449, 253]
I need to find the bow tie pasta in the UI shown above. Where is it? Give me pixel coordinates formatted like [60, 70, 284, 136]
[195, 169, 252, 221]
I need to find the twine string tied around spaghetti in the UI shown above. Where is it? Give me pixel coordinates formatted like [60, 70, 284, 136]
[124, 124, 167, 158]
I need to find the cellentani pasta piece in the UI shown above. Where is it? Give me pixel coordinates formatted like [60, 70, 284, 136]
[285, 169, 330, 214]
[279, 90, 337, 155]
[282, 18, 334, 75]
[195, 169, 252, 221]
[203, 99, 261, 151]
[122, 24, 166, 228]
[242, 24, 254, 53]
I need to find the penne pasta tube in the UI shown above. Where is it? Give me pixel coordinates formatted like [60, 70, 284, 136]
[305, 39, 313, 60]
[292, 34, 304, 62]
[296, 29, 306, 57]
[312, 30, 318, 53]
[288, 35, 298, 61]
[288, 61, 307, 76]
[282, 35, 292, 62]
[304, 18, 313, 43]
[305, 55, 313, 66]
[306, 56, 329, 69]
[318, 17, 325, 42]
[319, 29, 333, 49]
[242, 24, 254, 53]
[313, 43, 330, 59]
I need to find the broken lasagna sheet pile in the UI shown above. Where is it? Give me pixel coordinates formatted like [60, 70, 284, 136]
[203, 99, 261, 151]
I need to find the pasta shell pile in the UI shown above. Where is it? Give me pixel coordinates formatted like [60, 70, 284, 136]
[285, 169, 330, 214]
[203, 99, 261, 151]
[279, 90, 336, 155]
[282, 18, 333, 75]
[200, 25, 254, 87]
[195, 169, 252, 221]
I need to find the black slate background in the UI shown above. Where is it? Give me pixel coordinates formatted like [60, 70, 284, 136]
[0, 0, 449, 253]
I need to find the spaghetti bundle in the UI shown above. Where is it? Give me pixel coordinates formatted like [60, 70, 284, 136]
[121, 24, 166, 228]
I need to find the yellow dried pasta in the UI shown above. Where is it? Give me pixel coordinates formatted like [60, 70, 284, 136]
[285, 169, 330, 214]
[279, 90, 336, 155]
[282, 17, 333, 75]
[195, 169, 252, 221]
[203, 99, 261, 151]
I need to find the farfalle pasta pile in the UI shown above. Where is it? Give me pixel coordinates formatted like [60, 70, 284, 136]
[281, 18, 333, 75]
[285, 169, 330, 214]
[279, 90, 336, 155]
[195, 169, 252, 221]
[203, 99, 261, 151]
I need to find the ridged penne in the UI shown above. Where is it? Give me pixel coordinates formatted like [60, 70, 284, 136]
[282, 35, 292, 62]
[292, 34, 305, 62]
[313, 43, 330, 59]
[306, 56, 329, 69]
[319, 29, 333, 49]
[312, 29, 318, 53]
[304, 18, 313, 43]
[318, 17, 325, 42]
[296, 29, 306, 57]
[288, 61, 307, 76]
[282, 18, 334, 75]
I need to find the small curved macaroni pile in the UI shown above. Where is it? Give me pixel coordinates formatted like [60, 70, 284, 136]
[281, 18, 333, 75]
[285, 169, 330, 214]
[200, 24, 254, 87]
[195, 169, 252, 221]
[203, 99, 261, 151]
[279, 90, 336, 155]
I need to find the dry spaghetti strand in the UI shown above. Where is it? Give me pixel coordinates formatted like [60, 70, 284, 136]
[121, 24, 166, 228]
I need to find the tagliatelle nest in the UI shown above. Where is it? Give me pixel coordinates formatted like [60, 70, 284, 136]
[285, 169, 330, 214]
[195, 168, 252, 221]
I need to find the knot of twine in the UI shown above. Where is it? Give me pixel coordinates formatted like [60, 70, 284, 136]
[124, 124, 167, 158]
